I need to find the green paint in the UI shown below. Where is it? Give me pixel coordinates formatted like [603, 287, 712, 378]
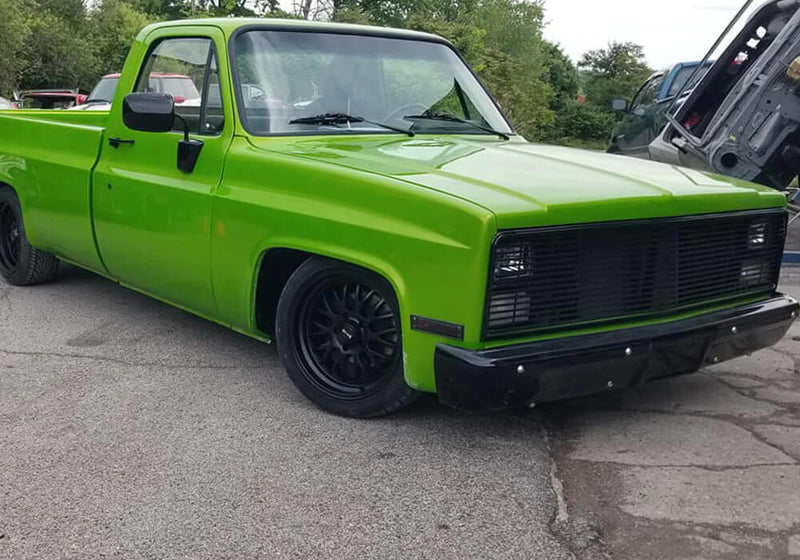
[0, 19, 786, 393]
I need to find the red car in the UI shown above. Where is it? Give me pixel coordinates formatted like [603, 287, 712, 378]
[14, 89, 87, 109]
[72, 72, 202, 111]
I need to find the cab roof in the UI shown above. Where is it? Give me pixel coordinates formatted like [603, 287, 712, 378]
[137, 18, 448, 45]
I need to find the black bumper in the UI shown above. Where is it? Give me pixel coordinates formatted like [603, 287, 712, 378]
[435, 295, 799, 412]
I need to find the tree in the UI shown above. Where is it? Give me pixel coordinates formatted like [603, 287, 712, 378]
[89, 0, 155, 78]
[124, 0, 281, 18]
[578, 41, 652, 110]
[122, 0, 189, 19]
[542, 42, 579, 113]
[15, 4, 97, 91]
[193, 0, 279, 16]
[0, 0, 32, 95]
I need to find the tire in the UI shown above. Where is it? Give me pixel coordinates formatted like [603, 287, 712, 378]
[276, 256, 417, 417]
[0, 186, 59, 286]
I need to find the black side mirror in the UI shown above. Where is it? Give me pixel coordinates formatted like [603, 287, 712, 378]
[177, 135, 203, 174]
[122, 92, 203, 174]
[123, 92, 175, 132]
[611, 98, 629, 112]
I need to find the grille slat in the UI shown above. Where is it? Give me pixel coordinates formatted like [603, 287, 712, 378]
[484, 210, 786, 339]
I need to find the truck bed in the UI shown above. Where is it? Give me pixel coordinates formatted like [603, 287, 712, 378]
[0, 110, 109, 273]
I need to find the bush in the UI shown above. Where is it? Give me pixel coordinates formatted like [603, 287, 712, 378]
[550, 100, 616, 145]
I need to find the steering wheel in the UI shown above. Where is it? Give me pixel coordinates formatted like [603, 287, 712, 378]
[384, 103, 428, 124]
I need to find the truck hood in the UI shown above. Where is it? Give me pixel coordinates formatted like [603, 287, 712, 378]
[248, 135, 785, 229]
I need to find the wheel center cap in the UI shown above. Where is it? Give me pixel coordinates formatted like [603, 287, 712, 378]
[337, 322, 359, 346]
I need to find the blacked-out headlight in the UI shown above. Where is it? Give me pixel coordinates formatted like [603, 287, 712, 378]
[748, 222, 767, 249]
[493, 241, 534, 281]
[740, 261, 768, 287]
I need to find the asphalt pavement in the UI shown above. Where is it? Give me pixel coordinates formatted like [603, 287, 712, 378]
[2, 263, 800, 559]
[0, 264, 569, 560]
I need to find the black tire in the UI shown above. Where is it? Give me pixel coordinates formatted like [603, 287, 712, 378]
[0, 186, 59, 286]
[276, 256, 417, 417]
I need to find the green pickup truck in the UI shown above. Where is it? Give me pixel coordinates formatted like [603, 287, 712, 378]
[0, 19, 796, 417]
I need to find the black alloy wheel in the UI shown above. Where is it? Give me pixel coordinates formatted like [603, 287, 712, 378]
[298, 279, 400, 400]
[0, 186, 59, 286]
[0, 199, 21, 274]
[276, 257, 417, 417]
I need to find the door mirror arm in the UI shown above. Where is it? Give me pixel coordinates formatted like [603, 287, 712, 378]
[173, 114, 204, 174]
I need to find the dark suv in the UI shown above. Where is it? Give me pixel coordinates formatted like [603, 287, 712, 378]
[608, 61, 711, 157]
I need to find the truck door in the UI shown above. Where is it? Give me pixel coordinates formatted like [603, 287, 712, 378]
[93, 27, 232, 317]
[614, 73, 665, 158]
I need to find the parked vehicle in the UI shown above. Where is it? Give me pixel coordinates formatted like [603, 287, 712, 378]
[69, 74, 121, 111]
[651, 0, 800, 191]
[71, 72, 201, 111]
[0, 97, 12, 109]
[14, 89, 87, 109]
[608, 61, 712, 157]
[0, 19, 796, 417]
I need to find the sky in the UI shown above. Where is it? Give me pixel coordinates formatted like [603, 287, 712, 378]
[542, 0, 760, 68]
[271, 0, 762, 69]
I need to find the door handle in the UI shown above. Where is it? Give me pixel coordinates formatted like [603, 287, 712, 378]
[108, 137, 135, 148]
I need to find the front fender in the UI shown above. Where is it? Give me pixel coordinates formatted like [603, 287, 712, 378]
[211, 137, 496, 392]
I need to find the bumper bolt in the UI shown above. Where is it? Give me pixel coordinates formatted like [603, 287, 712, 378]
[792, 311, 797, 319]
[606, 380, 614, 389]
[713, 356, 720, 363]
[731, 326, 738, 334]
[625, 347, 632, 356]
[517, 365, 525, 374]
[527, 402, 536, 409]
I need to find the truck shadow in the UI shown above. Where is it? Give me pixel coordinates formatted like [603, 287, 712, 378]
[43, 263, 796, 432]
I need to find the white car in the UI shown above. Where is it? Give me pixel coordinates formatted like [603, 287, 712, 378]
[71, 72, 201, 111]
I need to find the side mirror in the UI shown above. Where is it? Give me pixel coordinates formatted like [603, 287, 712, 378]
[123, 92, 175, 132]
[611, 98, 629, 112]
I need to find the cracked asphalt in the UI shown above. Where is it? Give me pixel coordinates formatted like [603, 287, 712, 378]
[543, 269, 800, 560]
[2, 264, 800, 559]
[0, 265, 569, 560]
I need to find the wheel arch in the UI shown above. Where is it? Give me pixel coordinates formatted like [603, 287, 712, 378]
[252, 245, 407, 338]
[0, 181, 20, 201]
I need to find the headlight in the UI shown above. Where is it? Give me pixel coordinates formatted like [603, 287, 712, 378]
[748, 222, 767, 249]
[740, 261, 768, 287]
[494, 241, 534, 281]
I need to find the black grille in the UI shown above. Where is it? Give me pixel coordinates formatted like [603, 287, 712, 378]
[484, 210, 786, 340]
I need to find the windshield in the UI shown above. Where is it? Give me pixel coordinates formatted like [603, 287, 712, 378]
[667, 64, 712, 98]
[232, 30, 513, 136]
[88, 76, 119, 102]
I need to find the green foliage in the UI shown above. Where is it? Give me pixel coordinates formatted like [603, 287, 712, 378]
[579, 41, 652, 111]
[89, 0, 153, 77]
[122, 0, 189, 19]
[16, 8, 97, 91]
[551, 100, 617, 143]
[0, 0, 645, 148]
[0, 0, 31, 95]
[542, 43, 579, 113]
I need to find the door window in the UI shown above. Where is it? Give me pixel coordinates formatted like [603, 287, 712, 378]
[134, 37, 224, 135]
[630, 74, 664, 112]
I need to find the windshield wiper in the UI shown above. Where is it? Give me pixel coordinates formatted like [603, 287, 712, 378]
[403, 112, 510, 140]
[288, 113, 414, 137]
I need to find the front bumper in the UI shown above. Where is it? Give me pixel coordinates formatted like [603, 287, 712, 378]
[435, 295, 799, 412]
